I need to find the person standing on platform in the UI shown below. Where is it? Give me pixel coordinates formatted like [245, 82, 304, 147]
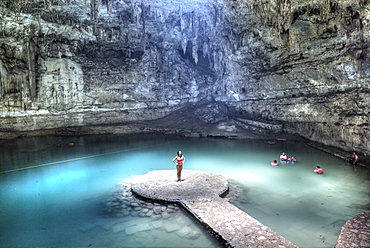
[173, 150, 185, 182]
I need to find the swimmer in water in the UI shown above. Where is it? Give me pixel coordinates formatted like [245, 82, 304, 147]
[271, 160, 279, 166]
[280, 152, 287, 162]
[288, 156, 296, 163]
[314, 166, 323, 174]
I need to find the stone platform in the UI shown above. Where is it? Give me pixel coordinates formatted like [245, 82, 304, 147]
[131, 170, 297, 248]
[336, 211, 370, 248]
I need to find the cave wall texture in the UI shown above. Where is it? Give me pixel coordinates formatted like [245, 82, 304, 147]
[0, 0, 369, 155]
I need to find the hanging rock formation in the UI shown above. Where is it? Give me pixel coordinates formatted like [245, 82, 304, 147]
[0, 0, 369, 157]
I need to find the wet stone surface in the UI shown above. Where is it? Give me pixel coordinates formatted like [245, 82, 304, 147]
[131, 170, 298, 248]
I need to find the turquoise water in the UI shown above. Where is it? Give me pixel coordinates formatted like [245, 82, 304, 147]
[0, 134, 369, 247]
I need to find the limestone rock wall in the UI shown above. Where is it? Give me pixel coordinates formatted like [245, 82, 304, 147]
[0, 0, 369, 155]
[221, 0, 370, 155]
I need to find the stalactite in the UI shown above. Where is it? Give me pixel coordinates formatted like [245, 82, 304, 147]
[27, 39, 36, 99]
[90, 0, 99, 23]
[213, 50, 218, 75]
[140, 2, 146, 50]
[190, 11, 194, 32]
[192, 15, 199, 64]
[275, 0, 292, 34]
[155, 46, 161, 70]
[106, 0, 113, 15]
[203, 42, 209, 59]
[6, 73, 25, 95]
[180, 13, 187, 33]
[0, 59, 6, 97]
[192, 38, 198, 64]
[134, 3, 142, 30]
[27, 23, 37, 100]
[182, 37, 187, 55]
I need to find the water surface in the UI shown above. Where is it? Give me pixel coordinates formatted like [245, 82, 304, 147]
[0, 134, 369, 247]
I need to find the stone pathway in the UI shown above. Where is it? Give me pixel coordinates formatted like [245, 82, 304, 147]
[131, 170, 297, 248]
[336, 211, 370, 248]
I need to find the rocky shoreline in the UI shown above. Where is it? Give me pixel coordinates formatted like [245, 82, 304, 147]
[2, 118, 369, 169]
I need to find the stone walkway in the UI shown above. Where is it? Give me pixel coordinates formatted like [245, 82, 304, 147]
[131, 170, 297, 248]
[336, 211, 370, 248]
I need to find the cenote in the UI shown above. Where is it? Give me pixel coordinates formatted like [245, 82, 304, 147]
[0, 133, 369, 247]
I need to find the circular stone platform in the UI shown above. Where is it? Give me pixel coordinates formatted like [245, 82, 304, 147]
[131, 170, 229, 202]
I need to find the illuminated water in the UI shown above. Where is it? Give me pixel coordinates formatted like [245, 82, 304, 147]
[0, 134, 369, 247]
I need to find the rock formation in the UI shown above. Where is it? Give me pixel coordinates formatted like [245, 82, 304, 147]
[0, 0, 369, 156]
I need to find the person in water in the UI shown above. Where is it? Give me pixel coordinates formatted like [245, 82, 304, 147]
[172, 150, 185, 182]
[280, 152, 287, 162]
[271, 160, 279, 166]
[314, 166, 323, 174]
[349, 152, 359, 165]
[288, 156, 296, 163]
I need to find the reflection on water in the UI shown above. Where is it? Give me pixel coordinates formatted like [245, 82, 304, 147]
[0, 134, 369, 247]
